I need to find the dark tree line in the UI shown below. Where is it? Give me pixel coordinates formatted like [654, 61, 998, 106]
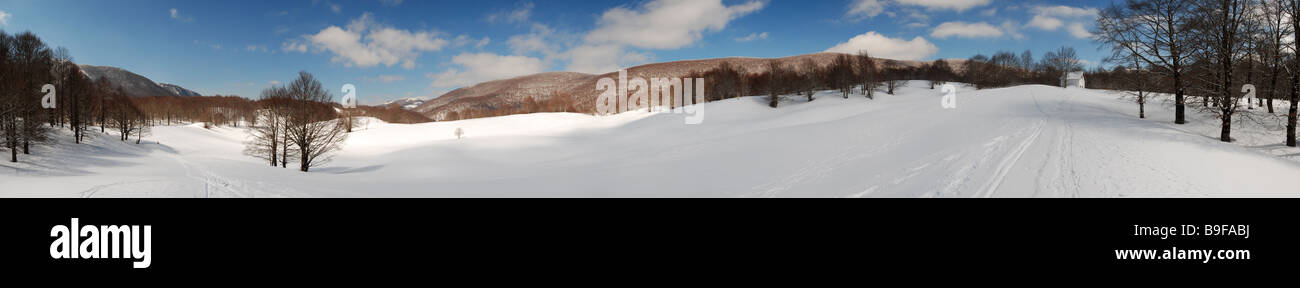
[1096, 0, 1300, 145]
[1, 30, 156, 163]
[961, 46, 1083, 90]
[682, 52, 935, 108]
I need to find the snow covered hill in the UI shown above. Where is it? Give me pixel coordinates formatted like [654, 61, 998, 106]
[2, 82, 1298, 197]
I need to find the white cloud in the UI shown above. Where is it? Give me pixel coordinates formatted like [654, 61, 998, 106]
[1067, 23, 1093, 38]
[487, 2, 534, 24]
[269, 80, 281, 85]
[1032, 5, 1099, 18]
[567, 0, 762, 73]
[583, 0, 765, 50]
[846, 0, 886, 19]
[0, 10, 10, 26]
[330, 3, 342, 14]
[825, 31, 938, 61]
[1025, 5, 1098, 39]
[169, 8, 194, 23]
[1000, 20, 1024, 39]
[896, 0, 992, 12]
[735, 32, 768, 42]
[980, 8, 997, 17]
[286, 13, 448, 69]
[1026, 15, 1064, 30]
[429, 53, 546, 89]
[282, 41, 309, 53]
[565, 44, 652, 74]
[508, 24, 565, 59]
[930, 21, 1003, 39]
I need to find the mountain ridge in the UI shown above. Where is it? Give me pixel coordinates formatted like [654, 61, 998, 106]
[413, 52, 964, 120]
[78, 64, 203, 97]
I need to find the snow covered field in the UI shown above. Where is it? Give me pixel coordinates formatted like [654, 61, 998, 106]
[2, 81, 1298, 197]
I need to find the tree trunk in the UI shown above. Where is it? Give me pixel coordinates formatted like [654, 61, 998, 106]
[1269, 71, 1279, 114]
[9, 144, 15, 163]
[270, 138, 278, 167]
[1288, 76, 1298, 147]
[1284, 82, 1294, 147]
[300, 149, 310, 172]
[1174, 75, 1186, 124]
[1221, 115, 1233, 142]
[1139, 94, 1146, 119]
[23, 140, 29, 154]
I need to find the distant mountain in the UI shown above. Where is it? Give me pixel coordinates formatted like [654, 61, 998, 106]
[159, 83, 202, 97]
[79, 64, 202, 97]
[383, 98, 427, 110]
[413, 53, 963, 120]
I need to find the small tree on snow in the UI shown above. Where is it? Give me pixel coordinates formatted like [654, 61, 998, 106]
[455, 128, 464, 139]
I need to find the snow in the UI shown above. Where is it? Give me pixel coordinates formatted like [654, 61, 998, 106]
[2, 81, 1299, 197]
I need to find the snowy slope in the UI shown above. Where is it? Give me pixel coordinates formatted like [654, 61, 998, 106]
[2, 82, 1299, 197]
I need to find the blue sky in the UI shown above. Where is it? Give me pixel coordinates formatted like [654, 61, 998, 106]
[0, 0, 1111, 104]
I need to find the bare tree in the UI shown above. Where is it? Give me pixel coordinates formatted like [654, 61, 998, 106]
[107, 90, 143, 142]
[284, 72, 348, 172]
[831, 54, 856, 99]
[1111, 52, 1157, 118]
[11, 32, 53, 156]
[766, 59, 784, 108]
[883, 68, 906, 95]
[1019, 50, 1036, 74]
[799, 58, 819, 101]
[855, 50, 880, 99]
[1287, 0, 1300, 146]
[245, 86, 290, 166]
[1189, 0, 1251, 142]
[62, 62, 90, 143]
[1095, 0, 1200, 124]
[0, 31, 16, 162]
[1042, 46, 1084, 86]
[1258, 0, 1292, 115]
[927, 60, 955, 89]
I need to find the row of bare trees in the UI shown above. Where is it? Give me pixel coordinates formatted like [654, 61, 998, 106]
[961, 47, 1084, 90]
[696, 52, 926, 108]
[0, 30, 52, 162]
[1096, 0, 1300, 145]
[1, 30, 154, 163]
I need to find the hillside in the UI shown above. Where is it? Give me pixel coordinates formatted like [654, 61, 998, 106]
[414, 53, 965, 120]
[79, 64, 202, 97]
[159, 83, 203, 97]
[3, 82, 1297, 197]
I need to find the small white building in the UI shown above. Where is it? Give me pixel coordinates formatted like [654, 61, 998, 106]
[1061, 72, 1085, 88]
